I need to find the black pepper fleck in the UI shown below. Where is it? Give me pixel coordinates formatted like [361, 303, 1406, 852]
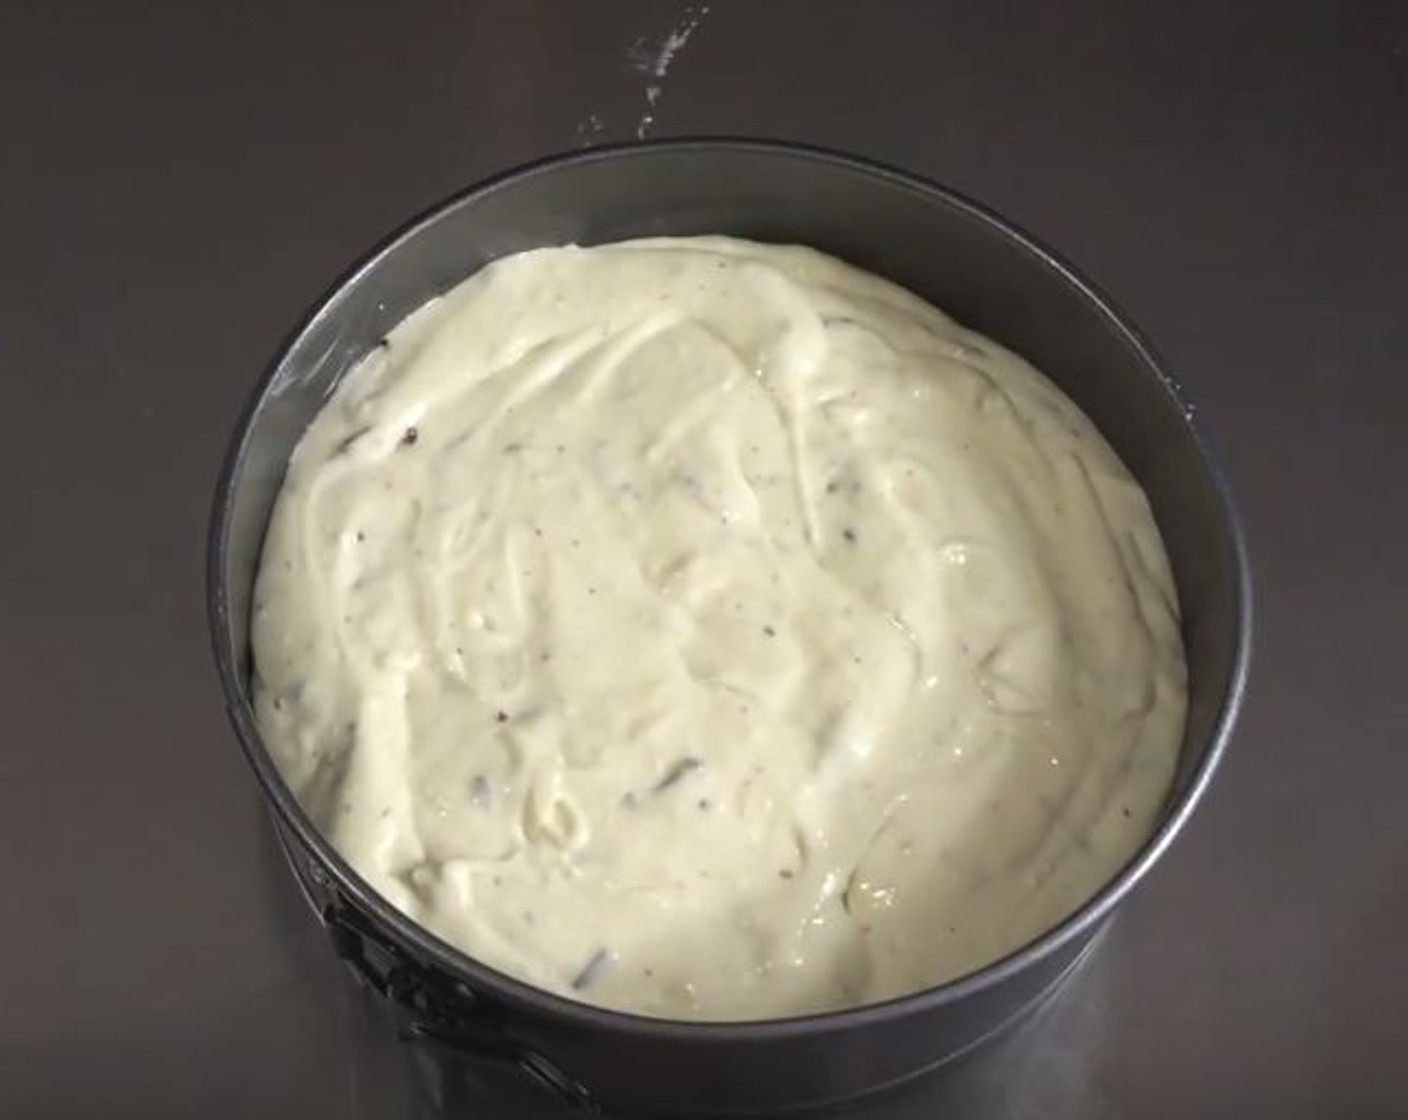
[843, 527, 857, 544]
[335, 426, 371, 456]
[571, 949, 610, 990]
[495, 710, 509, 723]
[763, 625, 776, 637]
[652, 756, 703, 793]
[400, 426, 419, 446]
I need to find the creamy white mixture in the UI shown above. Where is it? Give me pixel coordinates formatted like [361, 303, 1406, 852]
[252, 237, 1186, 1021]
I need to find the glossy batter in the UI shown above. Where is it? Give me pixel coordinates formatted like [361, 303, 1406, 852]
[252, 237, 1186, 1021]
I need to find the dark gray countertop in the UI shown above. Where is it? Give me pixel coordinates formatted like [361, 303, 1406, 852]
[2, 3, 1405, 1117]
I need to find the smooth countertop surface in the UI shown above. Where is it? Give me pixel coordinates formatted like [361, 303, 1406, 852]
[1, 3, 1404, 1117]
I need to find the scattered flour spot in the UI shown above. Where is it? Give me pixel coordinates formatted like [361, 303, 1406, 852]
[576, 5, 710, 146]
[626, 35, 655, 75]
[630, 4, 710, 139]
[575, 111, 607, 146]
[635, 8, 706, 78]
